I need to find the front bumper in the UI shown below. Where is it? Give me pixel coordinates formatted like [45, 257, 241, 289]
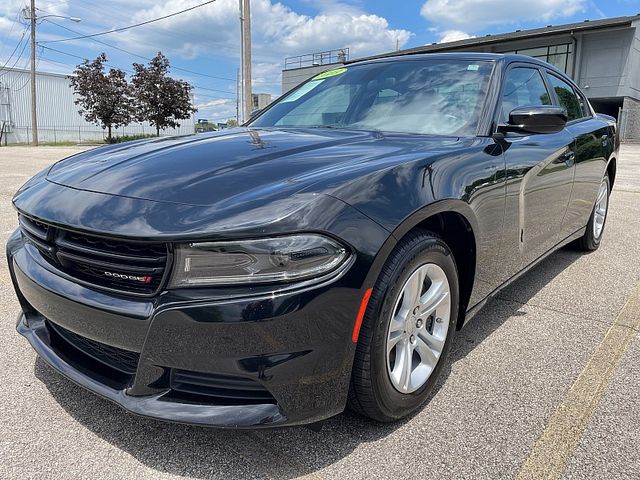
[17, 313, 287, 427]
[8, 229, 370, 428]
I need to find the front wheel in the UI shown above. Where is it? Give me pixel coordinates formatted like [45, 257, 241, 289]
[574, 174, 610, 251]
[348, 231, 459, 422]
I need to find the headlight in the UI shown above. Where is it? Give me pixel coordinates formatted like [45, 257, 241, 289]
[169, 234, 349, 287]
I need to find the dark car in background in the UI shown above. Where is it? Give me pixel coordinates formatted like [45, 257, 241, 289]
[8, 53, 617, 427]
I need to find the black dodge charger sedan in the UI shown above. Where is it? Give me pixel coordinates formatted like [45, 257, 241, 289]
[8, 53, 617, 428]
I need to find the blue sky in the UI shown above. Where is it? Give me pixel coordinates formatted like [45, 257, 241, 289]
[1, 0, 639, 122]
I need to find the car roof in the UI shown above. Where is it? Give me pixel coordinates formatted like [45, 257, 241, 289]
[346, 52, 571, 83]
[348, 52, 549, 68]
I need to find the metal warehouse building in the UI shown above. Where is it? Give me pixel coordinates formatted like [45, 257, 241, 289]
[282, 15, 640, 141]
[0, 67, 195, 145]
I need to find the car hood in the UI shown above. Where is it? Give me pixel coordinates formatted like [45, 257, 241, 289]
[45, 128, 463, 207]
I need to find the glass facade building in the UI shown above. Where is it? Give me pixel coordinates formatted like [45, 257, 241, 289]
[499, 44, 573, 73]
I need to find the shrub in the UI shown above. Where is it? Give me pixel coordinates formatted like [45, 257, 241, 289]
[105, 134, 157, 144]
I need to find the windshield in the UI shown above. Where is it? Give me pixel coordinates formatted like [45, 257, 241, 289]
[251, 59, 494, 136]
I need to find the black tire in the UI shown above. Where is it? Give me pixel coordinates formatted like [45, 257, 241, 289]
[573, 173, 610, 252]
[348, 230, 459, 422]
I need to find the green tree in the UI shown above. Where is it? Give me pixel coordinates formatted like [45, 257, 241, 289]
[226, 118, 238, 128]
[131, 52, 197, 136]
[69, 53, 134, 141]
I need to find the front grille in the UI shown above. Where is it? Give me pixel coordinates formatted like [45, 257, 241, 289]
[48, 321, 140, 375]
[168, 369, 277, 405]
[19, 214, 169, 296]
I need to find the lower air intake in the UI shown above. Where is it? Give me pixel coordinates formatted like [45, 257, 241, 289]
[168, 369, 276, 405]
[48, 321, 140, 375]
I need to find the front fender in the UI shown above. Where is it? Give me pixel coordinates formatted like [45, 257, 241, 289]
[334, 137, 506, 316]
[359, 200, 480, 327]
[391, 199, 480, 242]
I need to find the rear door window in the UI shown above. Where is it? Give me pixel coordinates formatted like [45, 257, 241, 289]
[547, 74, 585, 122]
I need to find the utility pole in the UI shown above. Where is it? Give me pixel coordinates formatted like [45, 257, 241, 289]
[30, 0, 38, 146]
[22, 5, 79, 145]
[238, 0, 244, 123]
[241, 0, 252, 123]
[236, 67, 240, 125]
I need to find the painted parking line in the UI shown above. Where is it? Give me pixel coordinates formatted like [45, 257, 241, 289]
[516, 282, 640, 480]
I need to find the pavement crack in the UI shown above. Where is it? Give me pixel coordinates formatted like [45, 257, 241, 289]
[492, 295, 611, 326]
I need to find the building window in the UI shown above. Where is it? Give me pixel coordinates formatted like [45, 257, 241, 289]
[500, 43, 573, 73]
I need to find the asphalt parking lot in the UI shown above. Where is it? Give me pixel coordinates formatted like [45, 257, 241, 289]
[0, 145, 638, 480]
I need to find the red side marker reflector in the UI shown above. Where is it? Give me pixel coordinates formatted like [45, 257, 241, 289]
[352, 288, 373, 343]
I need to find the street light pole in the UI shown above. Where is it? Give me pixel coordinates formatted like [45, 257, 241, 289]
[236, 67, 240, 125]
[238, 0, 244, 124]
[24, 3, 80, 146]
[241, 0, 252, 123]
[30, 0, 38, 146]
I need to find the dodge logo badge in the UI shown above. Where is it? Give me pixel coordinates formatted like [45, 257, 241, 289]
[104, 271, 153, 284]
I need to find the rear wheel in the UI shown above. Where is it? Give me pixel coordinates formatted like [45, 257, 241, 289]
[348, 231, 459, 422]
[574, 174, 610, 251]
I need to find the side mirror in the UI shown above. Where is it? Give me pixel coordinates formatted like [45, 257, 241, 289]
[498, 106, 568, 135]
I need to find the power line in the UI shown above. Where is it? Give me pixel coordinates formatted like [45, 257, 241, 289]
[40, 0, 217, 44]
[40, 45, 236, 96]
[9, 41, 33, 76]
[43, 19, 236, 83]
[0, 26, 30, 72]
[63, 0, 241, 59]
[37, 46, 237, 100]
[11, 45, 44, 92]
[190, 84, 237, 95]
[0, 32, 30, 78]
[38, 55, 77, 67]
[0, 11, 23, 59]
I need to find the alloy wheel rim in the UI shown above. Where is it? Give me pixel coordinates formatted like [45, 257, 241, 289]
[386, 263, 451, 394]
[593, 180, 609, 239]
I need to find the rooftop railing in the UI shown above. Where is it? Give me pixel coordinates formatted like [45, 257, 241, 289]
[284, 48, 349, 70]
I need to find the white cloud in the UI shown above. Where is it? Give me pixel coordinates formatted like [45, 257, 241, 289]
[0, 0, 69, 18]
[108, 0, 412, 121]
[35, 57, 74, 75]
[194, 97, 237, 123]
[439, 30, 473, 43]
[252, 62, 282, 93]
[1, 0, 412, 123]
[196, 98, 233, 109]
[277, 12, 411, 57]
[0, 0, 72, 60]
[113, 0, 412, 63]
[421, 0, 587, 30]
[0, 16, 20, 37]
